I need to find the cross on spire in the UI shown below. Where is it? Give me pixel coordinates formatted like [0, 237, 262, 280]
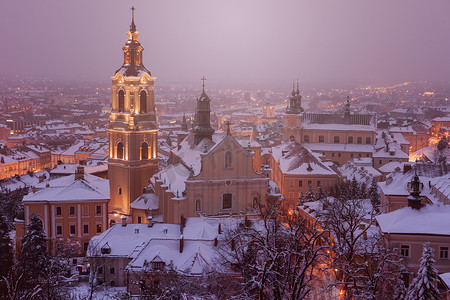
[130, 6, 136, 32]
[201, 76, 207, 92]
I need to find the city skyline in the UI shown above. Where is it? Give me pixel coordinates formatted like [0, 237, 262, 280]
[1, 0, 449, 87]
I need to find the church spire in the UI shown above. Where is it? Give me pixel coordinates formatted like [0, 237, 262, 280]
[344, 95, 351, 119]
[130, 6, 137, 32]
[193, 77, 214, 145]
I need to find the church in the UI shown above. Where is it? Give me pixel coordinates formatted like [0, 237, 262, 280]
[107, 9, 268, 224]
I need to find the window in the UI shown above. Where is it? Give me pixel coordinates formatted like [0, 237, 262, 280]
[96, 205, 102, 215]
[139, 90, 147, 113]
[96, 224, 102, 233]
[195, 199, 201, 212]
[253, 197, 259, 209]
[98, 267, 103, 274]
[110, 267, 115, 274]
[333, 136, 340, 143]
[318, 135, 324, 143]
[440, 247, 449, 259]
[357, 137, 362, 144]
[56, 225, 62, 235]
[118, 187, 122, 195]
[222, 193, 232, 209]
[83, 242, 89, 252]
[348, 136, 353, 144]
[153, 262, 165, 270]
[308, 180, 312, 186]
[338, 153, 341, 158]
[84, 224, 89, 234]
[82, 205, 89, 216]
[351, 153, 354, 158]
[366, 154, 370, 157]
[56, 206, 62, 216]
[118, 90, 125, 112]
[224, 151, 232, 169]
[332, 153, 335, 157]
[117, 142, 124, 160]
[304, 135, 309, 143]
[298, 180, 302, 187]
[400, 245, 410, 258]
[365, 137, 371, 144]
[69, 206, 75, 216]
[70, 225, 76, 235]
[379, 160, 382, 165]
[138, 216, 142, 223]
[317, 181, 321, 187]
[141, 142, 149, 160]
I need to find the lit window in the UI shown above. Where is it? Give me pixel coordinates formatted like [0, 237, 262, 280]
[96, 224, 102, 233]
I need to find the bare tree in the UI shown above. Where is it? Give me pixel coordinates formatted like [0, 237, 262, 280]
[218, 196, 328, 300]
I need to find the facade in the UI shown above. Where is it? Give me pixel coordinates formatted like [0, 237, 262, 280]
[270, 141, 340, 206]
[283, 92, 377, 167]
[107, 12, 159, 215]
[153, 87, 268, 224]
[15, 167, 109, 256]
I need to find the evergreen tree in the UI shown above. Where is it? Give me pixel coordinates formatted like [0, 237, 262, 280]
[350, 176, 359, 198]
[0, 214, 13, 296]
[297, 192, 305, 205]
[368, 178, 380, 212]
[405, 242, 440, 300]
[393, 277, 407, 300]
[316, 183, 327, 201]
[20, 213, 48, 283]
[305, 183, 316, 202]
[359, 181, 368, 199]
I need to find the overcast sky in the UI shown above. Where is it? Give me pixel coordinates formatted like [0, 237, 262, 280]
[1, 0, 449, 87]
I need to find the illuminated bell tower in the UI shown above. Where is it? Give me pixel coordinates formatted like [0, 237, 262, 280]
[108, 7, 158, 215]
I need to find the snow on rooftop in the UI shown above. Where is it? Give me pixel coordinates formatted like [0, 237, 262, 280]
[376, 205, 450, 235]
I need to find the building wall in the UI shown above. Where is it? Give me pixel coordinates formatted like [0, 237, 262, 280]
[16, 200, 108, 256]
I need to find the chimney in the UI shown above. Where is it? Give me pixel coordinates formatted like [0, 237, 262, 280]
[75, 166, 84, 180]
[214, 237, 218, 247]
[403, 164, 412, 174]
[147, 216, 153, 227]
[38, 175, 45, 183]
[231, 239, 235, 251]
[32, 186, 36, 193]
[179, 235, 184, 253]
[121, 215, 127, 226]
[218, 223, 222, 234]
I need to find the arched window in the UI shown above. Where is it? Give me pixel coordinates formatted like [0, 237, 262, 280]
[334, 136, 340, 144]
[252, 197, 259, 209]
[118, 90, 125, 112]
[195, 199, 201, 212]
[304, 135, 310, 143]
[225, 151, 232, 169]
[141, 142, 149, 160]
[357, 137, 362, 144]
[318, 136, 324, 143]
[348, 136, 354, 144]
[365, 137, 371, 144]
[140, 90, 147, 113]
[117, 142, 124, 159]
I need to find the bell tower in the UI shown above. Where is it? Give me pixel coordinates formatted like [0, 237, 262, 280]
[108, 7, 159, 215]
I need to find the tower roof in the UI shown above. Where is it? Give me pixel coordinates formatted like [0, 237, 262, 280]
[115, 6, 151, 77]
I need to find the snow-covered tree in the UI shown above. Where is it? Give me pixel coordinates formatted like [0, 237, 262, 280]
[298, 191, 306, 205]
[350, 176, 360, 198]
[368, 178, 380, 213]
[19, 213, 48, 283]
[0, 214, 13, 296]
[393, 276, 407, 300]
[316, 183, 327, 201]
[305, 183, 316, 202]
[405, 242, 440, 300]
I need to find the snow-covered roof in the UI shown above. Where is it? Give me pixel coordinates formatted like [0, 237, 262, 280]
[302, 142, 374, 153]
[272, 141, 337, 176]
[23, 173, 109, 202]
[376, 205, 450, 236]
[131, 190, 159, 211]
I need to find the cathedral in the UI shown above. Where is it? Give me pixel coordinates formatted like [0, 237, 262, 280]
[107, 8, 159, 216]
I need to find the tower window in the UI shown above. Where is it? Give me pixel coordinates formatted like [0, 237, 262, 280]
[141, 142, 149, 160]
[117, 142, 124, 159]
[195, 199, 201, 212]
[140, 91, 147, 113]
[348, 136, 353, 144]
[118, 90, 125, 112]
[224, 151, 232, 169]
[334, 136, 340, 143]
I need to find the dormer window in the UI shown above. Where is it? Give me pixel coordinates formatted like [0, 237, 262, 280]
[101, 242, 111, 254]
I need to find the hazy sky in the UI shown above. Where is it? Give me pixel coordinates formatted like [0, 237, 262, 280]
[1, 0, 449, 87]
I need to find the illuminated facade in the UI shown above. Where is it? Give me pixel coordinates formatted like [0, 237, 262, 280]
[108, 8, 159, 215]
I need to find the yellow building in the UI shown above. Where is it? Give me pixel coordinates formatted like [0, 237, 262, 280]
[107, 11, 159, 216]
